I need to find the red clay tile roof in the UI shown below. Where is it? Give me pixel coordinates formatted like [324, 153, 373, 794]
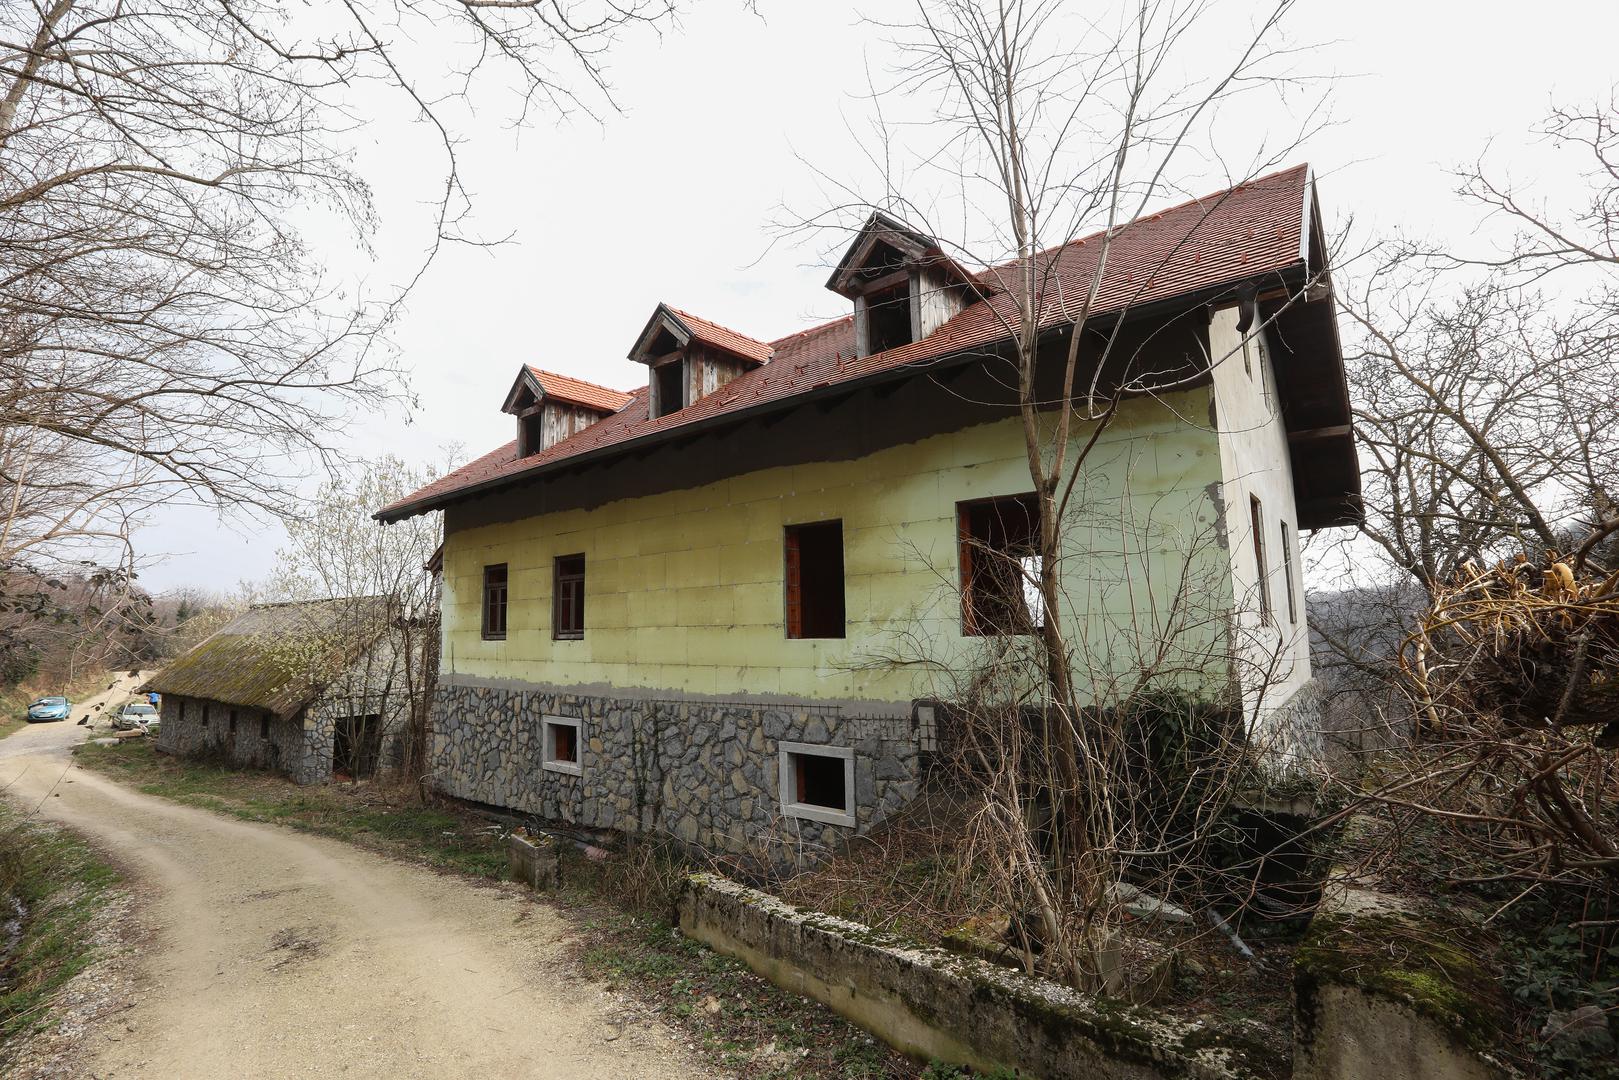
[666, 308, 775, 365]
[527, 368, 634, 413]
[379, 165, 1314, 521]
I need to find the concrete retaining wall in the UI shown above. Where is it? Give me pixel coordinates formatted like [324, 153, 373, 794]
[677, 873, 1258, 1080]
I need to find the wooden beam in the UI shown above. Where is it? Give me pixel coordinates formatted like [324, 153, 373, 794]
[1288, 424, 1351, 447]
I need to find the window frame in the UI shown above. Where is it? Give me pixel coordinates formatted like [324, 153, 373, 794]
[552, 553, 586, 641]
[1250, 495, 1273, 626]
[777, 741, 856, 827]
[783, 519, 847, 640]
[481, 563, 509, 641]
[957, 493, 1044, 637]
[542, 716, 584, 777]
[1280, 519, 1298, 626]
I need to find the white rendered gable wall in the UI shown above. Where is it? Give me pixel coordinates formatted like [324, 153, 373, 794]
[1208, 304, 1313, 749]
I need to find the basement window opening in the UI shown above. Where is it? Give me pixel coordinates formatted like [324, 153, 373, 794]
[482, 563, 508, 640]
[654, 360, 685, 418]
[958, 494, 1044, 636]
[553, 554, 585, 640]
[542, 717, 583, 776]
[784, 520, 846, 639]
[866, 281, 912, 353]
[778, 742, 855, 827]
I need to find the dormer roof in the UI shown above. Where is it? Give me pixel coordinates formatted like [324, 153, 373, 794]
[628, 303, 773, 366]
[501, 366, 634, 416]
[826, 210, 977, 299]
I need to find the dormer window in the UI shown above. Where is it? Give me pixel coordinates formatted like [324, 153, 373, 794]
[629, 303, 772, 417]
[653, 358, 685, 418]
[864, 281, 913, 354]
[501, 367, 632, 458]
[828, 212, 976, 358]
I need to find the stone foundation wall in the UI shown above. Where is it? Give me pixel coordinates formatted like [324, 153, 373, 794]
[430, 678, 925, 856]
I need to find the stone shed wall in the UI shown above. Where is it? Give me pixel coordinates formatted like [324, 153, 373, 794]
[430, 677, 926, 857]
[156, 694, 308, 777]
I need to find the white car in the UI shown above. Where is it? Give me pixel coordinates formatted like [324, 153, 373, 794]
[112, 702, 160, 732]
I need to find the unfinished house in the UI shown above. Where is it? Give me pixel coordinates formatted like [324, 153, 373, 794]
[376, 165, 1361, 854]
[149, 597, 411, 784]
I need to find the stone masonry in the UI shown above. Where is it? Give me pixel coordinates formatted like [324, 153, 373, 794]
[431, 676, 926, 858]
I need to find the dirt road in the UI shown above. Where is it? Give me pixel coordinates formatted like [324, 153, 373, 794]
[0, 678, 714, 1079]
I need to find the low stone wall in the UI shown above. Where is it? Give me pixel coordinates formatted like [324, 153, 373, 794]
[677, 873, 1258, 1080]
[1293, 879, 1515, 1080]
[430, 678, 923, 858]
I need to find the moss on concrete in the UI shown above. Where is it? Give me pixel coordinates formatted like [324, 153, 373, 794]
[1294, 907, 1503, 1054]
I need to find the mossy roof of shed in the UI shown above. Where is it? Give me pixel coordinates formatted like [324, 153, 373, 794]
[145, 597, 389, 718]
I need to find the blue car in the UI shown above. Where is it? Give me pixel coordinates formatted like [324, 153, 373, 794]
[26, 696, 71, 722]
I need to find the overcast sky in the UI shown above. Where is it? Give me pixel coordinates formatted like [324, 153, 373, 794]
[134, 0, 1619, 594]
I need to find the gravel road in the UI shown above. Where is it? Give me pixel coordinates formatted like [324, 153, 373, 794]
[0, 676, 715, 1079]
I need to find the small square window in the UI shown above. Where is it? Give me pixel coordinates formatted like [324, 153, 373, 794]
[553, 554, 585, 640]
[542, 716, 583, 776]
[777, 742, 855, 827]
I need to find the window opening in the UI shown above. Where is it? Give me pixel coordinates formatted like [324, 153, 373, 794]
[228, 708, 237, 734]
[654, 360, 684, 418]
[553, 554, 585, 640]
[1250, 495, 1273, 625]
[958, 494, 1044, 635]
[482, 564, 508, 640]
[542, 717, 583, 776]
[784, 520, 846, 639]
[866, 281, 912, 353]
[260, 713, 271, 740]
[1281, 520, 1298, 625]
[777, 743, 855, 826]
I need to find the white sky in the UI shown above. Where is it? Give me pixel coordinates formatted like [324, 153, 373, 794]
[134, 0, 1619, 594]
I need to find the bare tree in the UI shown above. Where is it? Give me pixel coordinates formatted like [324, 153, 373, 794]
[0, 0, 677, 672]
[260, 456, 441, 788]
[786, 0, 1325, 990]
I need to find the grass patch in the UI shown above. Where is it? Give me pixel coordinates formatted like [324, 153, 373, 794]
[0, 804, 122, 1064]
[73, 739, 507, 879]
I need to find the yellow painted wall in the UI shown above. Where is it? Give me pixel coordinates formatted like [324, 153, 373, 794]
[440, 387, 1233, 705]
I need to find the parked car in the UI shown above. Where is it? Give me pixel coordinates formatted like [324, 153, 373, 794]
[26, 696, 71, 722]
[112, 702, 160, 733]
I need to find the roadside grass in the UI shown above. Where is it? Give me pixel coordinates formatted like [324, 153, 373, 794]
[73, 739, 507, 879]
[0, 804, 121, 1062]
[71, 739, 957, 1079]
